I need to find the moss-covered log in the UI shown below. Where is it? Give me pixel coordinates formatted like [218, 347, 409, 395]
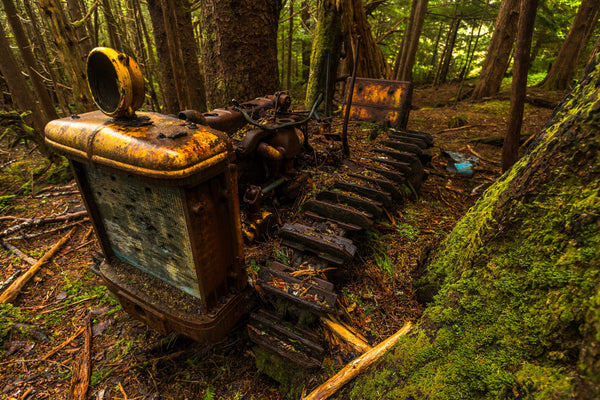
[349, 49, 600, 399]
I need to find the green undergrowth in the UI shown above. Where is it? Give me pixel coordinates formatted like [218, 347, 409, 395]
[348, 55, 600, 399]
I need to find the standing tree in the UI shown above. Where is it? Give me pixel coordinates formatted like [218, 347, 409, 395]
[542, 0, 600, 90]
[393, 0, 429, 82]
[1, 0, 58, 121]
[503, 0, 538, 171]
[198, 0, 281, 109]
[471, 0, 521, 100]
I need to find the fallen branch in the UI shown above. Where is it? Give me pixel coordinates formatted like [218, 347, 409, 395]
[0, 270, 22, 294]
[0, 211, 86, 238]
[5, 220, 86, 241]
[320, 316, 371, 354]
[43, 326, 85, 360]
[303, 322, 413, 400]
[1, 239, 37, 265]
[69, 314, 92, 400]
[466, 144, 501, 165]
[437, 123, 496, 134]
[34, 190, 79, 198]
[0, 228, 75, 303]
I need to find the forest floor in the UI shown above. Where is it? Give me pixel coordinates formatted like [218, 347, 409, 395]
[0, 83, 560, 400]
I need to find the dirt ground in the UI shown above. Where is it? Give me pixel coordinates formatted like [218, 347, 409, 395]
[0, 84, 558, 400]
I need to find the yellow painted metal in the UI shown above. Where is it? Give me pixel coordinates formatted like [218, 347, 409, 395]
[86, 47, 145, 118]
[45, 111, 230, 180]
[341, 78, 412, 128]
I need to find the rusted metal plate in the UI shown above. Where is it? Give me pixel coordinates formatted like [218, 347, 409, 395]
[333, 182, 392, 207]
[303, 200, 373, 229]
[45, 111, 230, 181]
[342, 78, 413, 129]
[316, 191, 383, 217]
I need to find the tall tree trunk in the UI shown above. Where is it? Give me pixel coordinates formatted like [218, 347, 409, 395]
[0, 22, 53, 157]
[39, 0, 93, 112]
[146, 0, 179, 113]
[198, 0, 281, 109]
[173, 0, 207, 111]
[541, 0, 600, 91]
[287, 0, 294, 91]
[503, 0, 538, 171]
[339, 0, 390, 79]
[306, 0, 342, 113]
[22, 0, 70, 116]
[1, 0, 58, 121]
[471, 0, 521, 100]
[437, 17, 460, 85]
[100, 0, 123, 50]
[66, 0, 92, 57]
[394, 0, 429, 82]
[427, 22, 443, 83]
[301, 0, 311, 82]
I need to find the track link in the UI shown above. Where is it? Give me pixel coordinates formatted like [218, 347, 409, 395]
[247, 128, 434, 371]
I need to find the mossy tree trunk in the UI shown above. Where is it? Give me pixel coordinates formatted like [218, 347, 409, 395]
[349, 47, 600, 399]
[198, 0, 281, 109]
[305, 0, 342, 113]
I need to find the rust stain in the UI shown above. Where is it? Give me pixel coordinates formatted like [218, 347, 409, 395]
[342, 78, 413, 129]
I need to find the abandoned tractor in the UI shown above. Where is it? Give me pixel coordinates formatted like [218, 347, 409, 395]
[44, 48, 434, 390]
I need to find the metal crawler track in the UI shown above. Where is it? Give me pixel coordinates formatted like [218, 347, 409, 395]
[247, 127, 434, 370]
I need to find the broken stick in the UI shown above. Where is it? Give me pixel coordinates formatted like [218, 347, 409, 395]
[1, 239, 37, 265]
[320, 316, 371, 354]
[0, 211, 86, 238]
[69, 313, 92, 400]
[303, 322, 413, 400]
[0, 228, 75, 303]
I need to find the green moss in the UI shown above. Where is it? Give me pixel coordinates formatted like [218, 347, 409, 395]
[350, 51, 600, 399]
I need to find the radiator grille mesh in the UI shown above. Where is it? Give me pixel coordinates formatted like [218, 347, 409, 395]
[84, 165, 201, 300]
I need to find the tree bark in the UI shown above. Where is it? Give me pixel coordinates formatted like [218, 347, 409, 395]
[66, 0, 92, 57]
[436, 16, 460, 85]
[287, 0, 294, 91]
[198, 0, 281, 109]
[146, 0, 179, 113]
[173, 0, 207, 111]
[542, 0, 600, 91]
[306, 0, 342, 113]
[100, 0, 123, 50]
[0, 23, 47, 139]
[339, 0, 390, 79]
[471, 0, 521, 99]
[39, 0, 94, 112]
[394, 0, 429, 82]
[1, 0, 58, 121]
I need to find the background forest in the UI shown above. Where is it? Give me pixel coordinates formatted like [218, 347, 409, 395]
[0, 0, 598, 154]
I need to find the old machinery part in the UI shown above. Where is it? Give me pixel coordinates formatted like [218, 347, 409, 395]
[86, 47, 144, 118]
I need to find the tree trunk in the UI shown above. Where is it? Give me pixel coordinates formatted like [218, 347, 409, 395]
[66, 0, 92, 57]
[146, 0, 179, 113]
[339, 0, 390, 79]
[198, 0, 281, 109]
[100, 0, 122, 50]
[174, 0, 207, 111]
[394, 0, 429, 82]
[437, 17, 460, 85]
[1, 0, 58, 121]
[39, 0, 93, 112]
[471, 0, 521, 99]
[301, 0, 311, 82]
[0, 22, 52, 156]
[351, 46, 600, 400]
[287, 0, 294, 91]
[542, 0, 600, 91]
[502, 0, 538, 171]
[427, 22, 443, 83]
[305, 0, 342, 112]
